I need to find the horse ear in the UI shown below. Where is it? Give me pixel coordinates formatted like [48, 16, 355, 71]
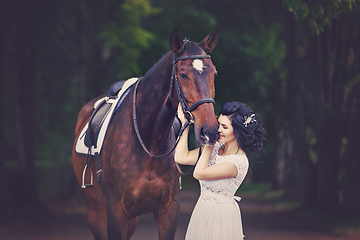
[169, 29, 184, 53]
[199, 27, 220, 53]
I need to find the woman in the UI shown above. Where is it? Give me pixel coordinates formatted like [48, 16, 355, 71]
[175, 101, 266, 240]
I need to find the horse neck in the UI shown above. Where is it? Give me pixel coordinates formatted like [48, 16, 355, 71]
[136, 52, 176, 151]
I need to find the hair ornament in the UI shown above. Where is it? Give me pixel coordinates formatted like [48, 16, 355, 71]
[243, 113, 256, 127]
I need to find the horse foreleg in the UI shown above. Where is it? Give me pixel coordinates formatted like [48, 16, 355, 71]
[86, 199, 108, 240]
[126, 217, 139, 240]
[107, 201, 132, 240]
[106, 207, 138, 240]
[154, 198, 180, 240]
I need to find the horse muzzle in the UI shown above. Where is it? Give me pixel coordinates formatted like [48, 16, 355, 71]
[198, 123, 219, 146]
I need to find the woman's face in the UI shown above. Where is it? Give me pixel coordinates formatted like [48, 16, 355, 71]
[218, 114, 236, 144]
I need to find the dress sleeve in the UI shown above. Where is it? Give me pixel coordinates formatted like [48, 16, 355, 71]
[209, 142, 221, 165]
[225, 155, 249, 179]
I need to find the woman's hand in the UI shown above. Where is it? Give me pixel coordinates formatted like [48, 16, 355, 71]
[177, 103, 187, 125]
[174, 103, 201, 165]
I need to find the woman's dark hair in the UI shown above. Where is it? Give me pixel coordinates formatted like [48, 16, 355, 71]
[219, 102, 266, 156]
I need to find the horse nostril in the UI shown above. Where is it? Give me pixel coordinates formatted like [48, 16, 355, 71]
[200, 126, 210, 143]
[200, 125, 218, 145]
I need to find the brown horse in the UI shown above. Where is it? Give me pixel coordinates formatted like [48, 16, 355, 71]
[72, 28, 220, 240]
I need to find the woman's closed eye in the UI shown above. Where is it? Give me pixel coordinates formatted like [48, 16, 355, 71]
[220, 124, 228, 129]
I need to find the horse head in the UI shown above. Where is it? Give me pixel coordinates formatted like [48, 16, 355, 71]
[170, 28, 220, 146]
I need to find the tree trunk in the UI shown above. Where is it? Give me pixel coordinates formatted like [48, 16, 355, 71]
[310, 25, 341, 210]
[283, 9, 316, 205]
[73, 6, 88, 110]
[342, 85, 360, 211]
[15, 0, 38, 206]
[315, 116, 341, 210]
[273, 127, 291, 190]
[0, 0, 9, 216]
[341, 14, 360, 211]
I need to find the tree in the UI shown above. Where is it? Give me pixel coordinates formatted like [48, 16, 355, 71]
[13, 0, 41, 206]
[282, 0, 360, 210]
[0, 0, 9, 215]
[338, 13, 360, 212]
[282, 8, 316, 204]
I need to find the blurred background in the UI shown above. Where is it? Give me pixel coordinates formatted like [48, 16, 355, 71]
[0, 0, 360, 236]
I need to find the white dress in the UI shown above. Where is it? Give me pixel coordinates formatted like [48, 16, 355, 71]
[185, 142, 249, 240]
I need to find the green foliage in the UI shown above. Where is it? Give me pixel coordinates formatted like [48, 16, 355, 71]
[100, 0, 162, 76]
[282, 0, 360, 34]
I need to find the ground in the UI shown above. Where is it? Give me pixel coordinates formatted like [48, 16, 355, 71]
[0, 190, 359, 240]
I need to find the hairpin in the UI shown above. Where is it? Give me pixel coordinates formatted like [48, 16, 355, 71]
[243, 113, 256, 127]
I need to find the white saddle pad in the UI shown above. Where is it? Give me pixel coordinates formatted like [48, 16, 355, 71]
[75, 77, 138, 155]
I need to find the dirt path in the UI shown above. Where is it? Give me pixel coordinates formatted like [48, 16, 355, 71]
[0, 190, 359, 240]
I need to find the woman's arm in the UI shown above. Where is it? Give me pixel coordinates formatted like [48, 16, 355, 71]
[174, 104, 200, 165]
[193, 145, 238, 180]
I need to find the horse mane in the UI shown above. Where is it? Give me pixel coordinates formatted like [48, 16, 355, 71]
[143, 51, 173, 79]
[181, 41, 204, 56]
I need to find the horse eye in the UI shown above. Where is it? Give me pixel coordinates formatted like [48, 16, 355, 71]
[179, 73, 189, 80]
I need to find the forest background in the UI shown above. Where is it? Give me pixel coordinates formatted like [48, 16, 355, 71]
[0, 0, 359, 217]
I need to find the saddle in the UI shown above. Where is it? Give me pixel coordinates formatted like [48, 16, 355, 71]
[75, 78, 138, 156]
[75, 78, 137, 189]
[84, 80, 126, 149]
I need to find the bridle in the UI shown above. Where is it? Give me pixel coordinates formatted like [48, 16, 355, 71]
[132, 52, 215, 158]
[171, 54, 215, 123]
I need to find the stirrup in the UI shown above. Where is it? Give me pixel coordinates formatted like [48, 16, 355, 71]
[81, 164, 94, 188]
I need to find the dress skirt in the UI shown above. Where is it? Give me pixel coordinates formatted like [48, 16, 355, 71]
[185, 192, 244, 240]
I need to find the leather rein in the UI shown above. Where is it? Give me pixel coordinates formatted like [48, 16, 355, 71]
[132, 53, 215, 159]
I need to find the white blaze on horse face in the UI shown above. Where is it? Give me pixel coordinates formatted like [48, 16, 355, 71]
[192, 59, 205, 74]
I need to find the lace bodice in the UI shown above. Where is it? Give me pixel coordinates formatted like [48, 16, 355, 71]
[199, 142, 249, 204]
